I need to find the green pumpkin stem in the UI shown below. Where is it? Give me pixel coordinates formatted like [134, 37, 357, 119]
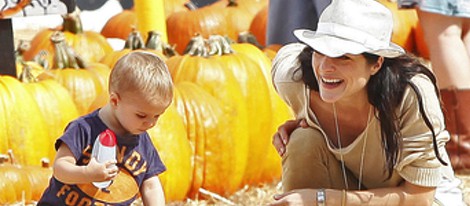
[145, 31, 163, 51]
[19, 61, 38, 83]
[237, 31, 264, 49]
[145, 30, 179, 57]
[227, 0, 238, 7]
[207, 35, 234, 56]
[183, 33, 209, 57]
[61, 13, 83, 34]
[184, 1, 199, 10]
[50, 31, 69, 69]
[124, 29, 146, 50]
[50, 31, 84, 69]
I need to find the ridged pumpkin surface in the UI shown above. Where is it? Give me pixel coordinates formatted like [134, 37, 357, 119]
[0, 76, 50, 166]
[174, 82, 245, 197]
[148, 103, 192, 202]
[167, 54, 249, 195]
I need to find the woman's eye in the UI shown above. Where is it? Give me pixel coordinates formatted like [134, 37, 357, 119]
[136, 114, 146, 119]
[336, 55, 350, 60]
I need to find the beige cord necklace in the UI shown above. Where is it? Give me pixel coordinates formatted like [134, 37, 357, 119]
[333, 103, 372, 190]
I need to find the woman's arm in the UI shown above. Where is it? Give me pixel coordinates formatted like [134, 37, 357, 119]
[53, 143, 118, 184]
[269, 181, 436, 206]
[141, 176, 165, 206]
[272, 119, 309, 156]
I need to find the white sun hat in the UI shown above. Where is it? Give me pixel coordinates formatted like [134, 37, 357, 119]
[294, 0, 405, 58]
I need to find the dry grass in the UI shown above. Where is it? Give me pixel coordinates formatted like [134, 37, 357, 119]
[161, 174, 470, 206]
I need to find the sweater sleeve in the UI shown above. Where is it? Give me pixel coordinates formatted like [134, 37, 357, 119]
[272, 43, 307, 118]
[395, 74, 451, 187]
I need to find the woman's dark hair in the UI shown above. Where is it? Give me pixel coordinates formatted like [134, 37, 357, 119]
[295, 46, 447, 178]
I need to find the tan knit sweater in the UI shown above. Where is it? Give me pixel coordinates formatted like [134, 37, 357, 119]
[272, 43, 455, 188]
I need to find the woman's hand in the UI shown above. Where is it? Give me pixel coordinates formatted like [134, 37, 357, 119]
[272, 119, 308, 156]
[268, 189, 317, 206]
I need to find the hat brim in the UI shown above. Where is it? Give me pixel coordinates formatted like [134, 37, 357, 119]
[294, 29, 405, 58]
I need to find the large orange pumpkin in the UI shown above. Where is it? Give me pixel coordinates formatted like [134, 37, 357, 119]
[0, 75, 50, 166]
[20, 65, 80, 162]
[207, 35, 273, 185]
[230, 41, 294, 183]
[174, 82, 246, 197]
[166, 34, 249, 196]
[148, 103, 192, 202]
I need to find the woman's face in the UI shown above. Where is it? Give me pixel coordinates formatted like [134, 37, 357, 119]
[112, 91, 168, 135]
[312, 51, 382, 103]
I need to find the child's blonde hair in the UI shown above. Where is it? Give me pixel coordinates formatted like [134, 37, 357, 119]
[109, 51, 173, 105]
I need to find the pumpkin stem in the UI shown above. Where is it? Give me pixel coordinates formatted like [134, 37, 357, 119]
[33, 50, 51, 70]
[207, 35, 234, 56]
[238, 31, 264, 49]
[227, 0, 238, 7]
[61, 12, 84, 34]
[41, 158, 50, 168]
[124, 30, 146, 50]
[15, 40, 30, 60]
[19, 61, 38, 83]
[50, 31, 69, 69]
[183, 33, 209, 57]
[163, 43, 179, 57]
[184, 1, 199, 10]
[50, 31, 83, 69]
[7, 149, 16, 165]
[145, 30, 179, 57]
[145, 31, 163, 51]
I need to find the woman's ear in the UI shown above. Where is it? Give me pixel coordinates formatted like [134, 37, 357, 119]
[371, 56, 384, 75]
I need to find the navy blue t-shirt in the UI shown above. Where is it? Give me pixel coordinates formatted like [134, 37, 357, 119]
[38, 109, 166, 206]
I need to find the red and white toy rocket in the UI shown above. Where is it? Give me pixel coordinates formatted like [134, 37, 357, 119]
[91, 129, 117, 189]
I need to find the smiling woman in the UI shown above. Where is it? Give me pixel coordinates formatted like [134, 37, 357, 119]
[269, 0, 465, 205]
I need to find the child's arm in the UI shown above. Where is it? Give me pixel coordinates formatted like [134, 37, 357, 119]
[53, 142, 119, 184]
[141, 175, 165, 206]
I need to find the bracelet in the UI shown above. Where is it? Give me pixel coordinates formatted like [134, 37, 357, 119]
[317, 188, 325, 206]
[341, 190, 346, 206]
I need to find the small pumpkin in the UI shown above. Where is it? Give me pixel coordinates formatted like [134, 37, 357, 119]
[37, 31, 105, 115]
[101, 10, 137, 40]
[22, 13, 113, 65]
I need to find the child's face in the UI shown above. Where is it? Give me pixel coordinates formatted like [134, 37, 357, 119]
[112, 91, 169, 135]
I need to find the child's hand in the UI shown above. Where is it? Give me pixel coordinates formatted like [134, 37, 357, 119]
[85, 157, 119, 182]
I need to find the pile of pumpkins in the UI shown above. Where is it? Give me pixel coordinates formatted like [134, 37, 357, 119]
[1, 0, 429, 204]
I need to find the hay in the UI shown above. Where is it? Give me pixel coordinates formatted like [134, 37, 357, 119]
[160, 175, 470, 206]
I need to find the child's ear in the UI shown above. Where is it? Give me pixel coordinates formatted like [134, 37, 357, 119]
[109, 92, 119, 107]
